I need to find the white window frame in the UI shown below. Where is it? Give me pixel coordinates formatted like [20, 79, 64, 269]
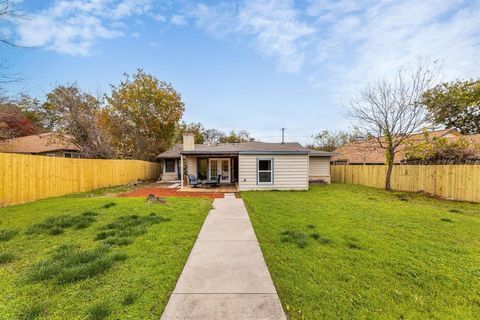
[257, 158, 274, 184]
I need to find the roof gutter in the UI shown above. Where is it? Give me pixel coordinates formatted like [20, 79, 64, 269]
[239, 151, 310, 155]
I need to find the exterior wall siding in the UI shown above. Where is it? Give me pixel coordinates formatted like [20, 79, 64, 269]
[186, 156, 197, 177]
[238, 154, 309, 191]
[309, 157, 331, 183]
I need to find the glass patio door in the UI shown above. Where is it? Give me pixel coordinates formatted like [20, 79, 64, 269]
[209, 159, 230, 183]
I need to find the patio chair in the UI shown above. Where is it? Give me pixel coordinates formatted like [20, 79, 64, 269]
[188, 175, 201, 188]
[205, 174, 222, 188]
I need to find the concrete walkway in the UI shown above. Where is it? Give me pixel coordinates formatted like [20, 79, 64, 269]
[161, 197, 286, 320]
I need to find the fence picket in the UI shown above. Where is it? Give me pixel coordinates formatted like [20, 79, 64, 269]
[331, 165, 480, 203]
[0, 153, 161, 206]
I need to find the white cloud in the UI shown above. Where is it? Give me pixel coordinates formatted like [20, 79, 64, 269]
[191, 0, 315, 73]
[170, 14, 187, 26]
[15, 0, 152, 56]
[308, 0, 480, 96]
[187, 0, 480, 89]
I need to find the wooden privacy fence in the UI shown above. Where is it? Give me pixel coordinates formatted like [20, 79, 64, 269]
[331, 165, 480, 203]
[0, 153, 161, 206]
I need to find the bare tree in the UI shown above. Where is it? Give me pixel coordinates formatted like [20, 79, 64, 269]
[0, 0, 22, 95]
[346, 60, 440, 190]
[43, 84, 115, 159]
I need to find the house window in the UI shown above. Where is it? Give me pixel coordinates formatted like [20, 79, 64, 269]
[165, 159, 176, 173]
[257, 159, 273, 184]
[64, 152, 81, 158]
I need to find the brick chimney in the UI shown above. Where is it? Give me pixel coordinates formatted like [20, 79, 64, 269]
[183, 134, 195, 151]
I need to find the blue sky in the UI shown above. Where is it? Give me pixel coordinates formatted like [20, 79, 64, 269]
[2, 0, 480, 144]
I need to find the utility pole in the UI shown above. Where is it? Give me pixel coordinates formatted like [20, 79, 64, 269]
[281, 128, 285, 144]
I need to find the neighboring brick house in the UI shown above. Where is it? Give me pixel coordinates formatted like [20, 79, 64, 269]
[332, 128, 480, 165]
[0, 132, 82, 158]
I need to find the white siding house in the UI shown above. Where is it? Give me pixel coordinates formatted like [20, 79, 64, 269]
[238, 154, 309, 191]
[308, 156, 331, 183]
[156, 135, 335, 190]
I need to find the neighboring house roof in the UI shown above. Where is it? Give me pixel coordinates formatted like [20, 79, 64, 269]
[0, 132, 81, 154]
[332, 128, 463, 164]
[156, 142, 335, 159]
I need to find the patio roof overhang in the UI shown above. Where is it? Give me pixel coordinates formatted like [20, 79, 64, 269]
[239, 151, 310, 155]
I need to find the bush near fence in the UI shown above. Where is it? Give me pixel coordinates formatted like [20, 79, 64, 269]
[331, 164, 480, 203]
[0, 153, 161, 206]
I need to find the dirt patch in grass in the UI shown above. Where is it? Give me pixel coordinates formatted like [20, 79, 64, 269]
[441, 218, 454, 223]
[24, 244, 125, 285]
[26, 212, 98, 235]
[120, 187, 224, 199]
[95, 213, 170, 247]
[0, 229, 18, 242]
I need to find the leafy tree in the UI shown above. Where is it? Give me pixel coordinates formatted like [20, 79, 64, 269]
[43, 84, 114, 159]
[422, 79, 480, 134]
[308, 130, 356, 152]
[176, 122, 206, 144]
[404, 130, 478, 163]
[0, 101, 39, 140]
[347, 60, 438, 190]
[106, 69, 184, 161]
[221, 130, 253, 143]
[17, 94, 52, 131]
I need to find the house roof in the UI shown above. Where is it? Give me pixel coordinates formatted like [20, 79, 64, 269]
[156, 142, 335, 159]
[0, 132, 81, 154]
[332, 128, 478, 164]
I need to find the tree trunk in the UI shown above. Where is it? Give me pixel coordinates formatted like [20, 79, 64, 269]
[385, 147, 395, 190]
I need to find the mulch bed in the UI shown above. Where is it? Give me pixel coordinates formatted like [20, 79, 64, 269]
[119, 187, 224, 199]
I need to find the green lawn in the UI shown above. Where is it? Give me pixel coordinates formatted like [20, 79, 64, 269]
[242, 183, 480, 320]
[0, 190, 211, 319]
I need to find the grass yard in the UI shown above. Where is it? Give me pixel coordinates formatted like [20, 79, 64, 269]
[242, 183, 480, 320]
[0, 189, 211, 319]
